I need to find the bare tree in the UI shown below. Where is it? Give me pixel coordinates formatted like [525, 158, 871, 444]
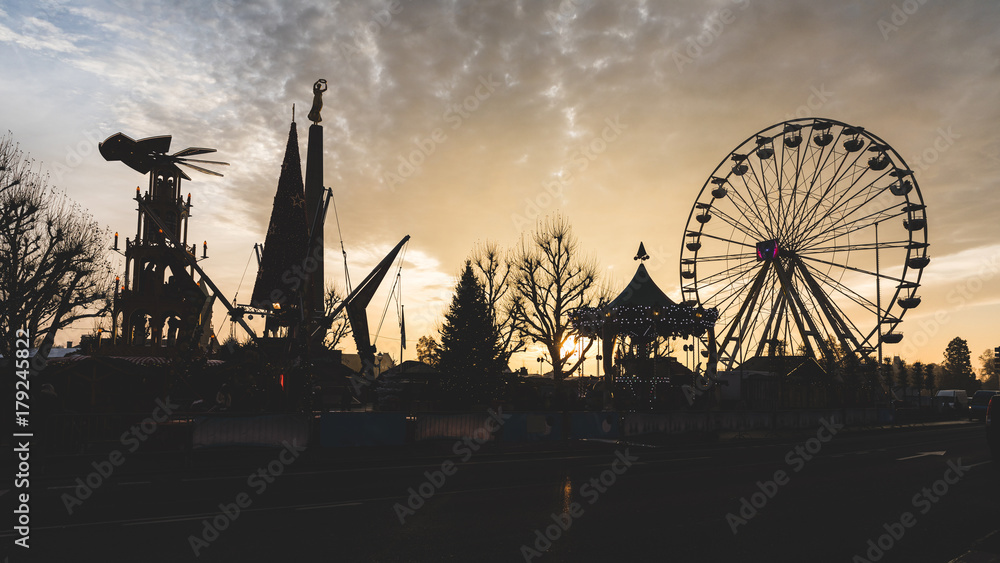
[0, 132, 114, 365]
[509, 214, 604, 384]
[468, 240, 525, 365]
[323, 283, 352, 350]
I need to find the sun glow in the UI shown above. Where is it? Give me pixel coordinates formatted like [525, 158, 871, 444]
[561, 336, 582, 361]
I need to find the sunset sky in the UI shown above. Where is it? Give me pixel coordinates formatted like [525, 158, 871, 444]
[2, 0, 999, 374]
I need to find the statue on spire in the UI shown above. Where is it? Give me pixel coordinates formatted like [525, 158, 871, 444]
[307, 79, 328, 124]
[634, 242, 649, 262]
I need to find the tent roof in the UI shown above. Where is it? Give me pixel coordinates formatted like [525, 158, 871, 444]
[607, 263, 677, 309]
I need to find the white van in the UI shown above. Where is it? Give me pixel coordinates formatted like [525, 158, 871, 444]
[935, 389, 969, 413]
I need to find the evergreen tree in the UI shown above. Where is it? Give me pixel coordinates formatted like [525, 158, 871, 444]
[924, 363, 937, 393]
[924, 364, 937, 397]
[468, 240, 524, 365]
[942, 337, 977, 392]
[437, 262, 504, 406]
[912, 362, 925, 393]
[896, 361, 909, 389]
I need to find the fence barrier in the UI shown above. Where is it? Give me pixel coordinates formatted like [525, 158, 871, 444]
[192, 414, 310, 449]
[19, 406, 950, 455]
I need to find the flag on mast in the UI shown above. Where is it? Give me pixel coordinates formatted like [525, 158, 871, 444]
[400, 304, 406, 350]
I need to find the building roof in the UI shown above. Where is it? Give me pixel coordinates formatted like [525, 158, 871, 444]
[380, 360, 440, 379]
[48, 354, 225, 366]
[735, 355, 827, 378]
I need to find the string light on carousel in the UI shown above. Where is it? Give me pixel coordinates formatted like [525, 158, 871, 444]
[570, 243, 719, 410]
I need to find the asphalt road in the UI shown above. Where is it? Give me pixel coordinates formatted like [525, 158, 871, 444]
[4, 421, 996, 563]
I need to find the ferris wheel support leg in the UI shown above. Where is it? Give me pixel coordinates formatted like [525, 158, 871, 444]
[705, 326, 718, 380]
[771, 258, 827, 361]
[792, 257, 868, 366]
[717, 261, 771, 370]
[756, 293, 787, 358]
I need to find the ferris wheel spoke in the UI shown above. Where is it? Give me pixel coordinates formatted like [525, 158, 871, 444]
[792, 175, 876, 244]
[788, 127, 873, 242]
[706, 277, 752, 313]
[789, 136, 851, 238]
[820, 151, 877, 211]
[790, 131, 819, 197]
[804, 262, 881, 315]
[801, 202, 907, 248]
[800, 206, 908, 250]
[790, 152, 872, 244]
[710, 262, 770, 315]
[773, 140, 792, 238]
[739, 157, 780, 238]
[760, 152, 784, 240]
[691, 230, 757, 249]
[737, 153, 774, 238]
[788, 137, 836, 229]
[708, 207, 771, 242]
[722, 181, 774, 238]
[692, 252, 757, 263]
[823, 173, 897, 224]
[780, 138, 819, 242]
[716, 185, 774, 240]
[696, 262, 759, 287]
[795, 240, 911, 255]
[859, 327, 882, 351]
[780, 142, 811, 241]
[697, 263, 763, 308]
[805, 124, 846, 188]
[797, 253, 906, 285]
[792, 170, 895, 246]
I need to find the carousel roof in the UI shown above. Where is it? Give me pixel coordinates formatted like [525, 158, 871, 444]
[607, 263, 677, 309]
[570, 245, 718, 338]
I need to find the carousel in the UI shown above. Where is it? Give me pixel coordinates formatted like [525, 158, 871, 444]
[572, 243, 719, 410]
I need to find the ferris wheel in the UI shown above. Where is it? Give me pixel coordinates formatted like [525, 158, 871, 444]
[679, 118, 929, 371]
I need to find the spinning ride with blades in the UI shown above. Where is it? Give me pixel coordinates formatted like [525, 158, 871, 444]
[99, 133, 251, 349]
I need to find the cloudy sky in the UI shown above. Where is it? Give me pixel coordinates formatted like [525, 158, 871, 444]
[2, 0, 999, 373]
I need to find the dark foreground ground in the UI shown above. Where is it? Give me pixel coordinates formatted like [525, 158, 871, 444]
[2, 420, 997, 563]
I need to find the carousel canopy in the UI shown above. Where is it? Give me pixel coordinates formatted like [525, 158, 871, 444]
[607, 263, 677, 309]
[571, 251, 718, 339]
